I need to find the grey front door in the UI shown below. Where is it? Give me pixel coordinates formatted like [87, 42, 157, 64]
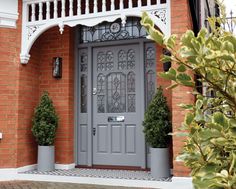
[92, 44, 142, 166]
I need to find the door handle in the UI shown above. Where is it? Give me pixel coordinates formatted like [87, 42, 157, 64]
[93, 128, 96, 136]
[93, 88, 97, 95]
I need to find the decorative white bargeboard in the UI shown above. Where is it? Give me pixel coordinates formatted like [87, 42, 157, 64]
[20, 0, 171, 64]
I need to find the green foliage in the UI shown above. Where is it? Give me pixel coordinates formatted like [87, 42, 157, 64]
[141, 2, 236, 188]
[32, 92, 58, 146]
[143, 87, 172, 148]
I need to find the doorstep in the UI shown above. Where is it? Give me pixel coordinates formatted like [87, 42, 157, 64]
[0, 168, 193, 189]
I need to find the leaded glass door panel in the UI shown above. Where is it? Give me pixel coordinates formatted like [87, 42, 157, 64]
[92, 44, 142, 166]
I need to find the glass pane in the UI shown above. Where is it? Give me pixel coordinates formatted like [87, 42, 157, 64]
[128, 94, 136, 112]
[118, 50, 127, 70]
[97, 52, 106, 71]
[146, 47, 155, 68]
[127, 49, 135, 69]
[97, 73, 106, 94]
[79, 17, 147, 44]
[127, 71, 135, 93]
[106, 51, 114, 71]
[80, 53, 88, 72]
[97, 95, 105, 113]
[81, 74, 87, 113]
[146, 70, 155, 105]
[107, 73, 126, 113]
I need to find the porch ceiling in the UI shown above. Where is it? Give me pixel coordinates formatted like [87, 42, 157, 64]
[20, 0, 171, 64]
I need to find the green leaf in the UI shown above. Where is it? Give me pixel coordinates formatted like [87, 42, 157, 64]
[176, 73, 191, 81]
[159, 68, 177, 81]
[185, 112, 194, 125]
[166, 35, 177, 49]
[181, 30, 195, 48]
[177, 65, 187, 72]
[148, 27, 164, 45]
[213, 112, 228, 127]
[196, 99, 203, 109]
[176, 73, 194, 87]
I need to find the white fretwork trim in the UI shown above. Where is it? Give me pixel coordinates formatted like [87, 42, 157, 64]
[20, 0, 171, 64]
[0, 12, 19, 28]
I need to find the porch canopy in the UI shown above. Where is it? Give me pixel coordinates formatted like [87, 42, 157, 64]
[20, 0, 171, 64]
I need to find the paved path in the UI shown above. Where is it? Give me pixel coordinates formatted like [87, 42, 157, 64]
[0, 181, 151, 189]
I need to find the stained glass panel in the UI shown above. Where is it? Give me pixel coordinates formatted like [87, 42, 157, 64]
[97, 52, 106, 71]
[79, 17, 147, 44]
[81, 74, 87, 113]
[146, 47, 155, 68]
[106, 51, 114, 71]
[97, 95, 105, 113]
[107, 73, 126, 113]
[118, 50, 127, 70]
[80, 53, 88, 72]
[97, 74, 105, 94]
[145, 44, 156, 108]
[127, 72, 135, 93]
[127, 49, 135, 69]
[128, 94, 136, 112]
[146, 70, 155, 105]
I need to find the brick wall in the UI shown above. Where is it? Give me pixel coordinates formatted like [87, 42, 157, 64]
[38, 26, 75, 164]
[171, 0, 194, 176]
[0, 0, 23, 168]
[0, 27, 19, 168]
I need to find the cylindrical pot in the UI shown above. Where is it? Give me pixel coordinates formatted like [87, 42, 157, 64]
[37, 145, 55, 172]
[150, 147, 170, 179]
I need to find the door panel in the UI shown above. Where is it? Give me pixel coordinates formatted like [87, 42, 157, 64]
[92, 44, 141, 166]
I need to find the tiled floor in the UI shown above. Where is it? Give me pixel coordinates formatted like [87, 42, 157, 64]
[22, 168, 172, 182]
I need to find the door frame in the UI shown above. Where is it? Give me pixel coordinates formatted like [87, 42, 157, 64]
[75, 36, 152, 169]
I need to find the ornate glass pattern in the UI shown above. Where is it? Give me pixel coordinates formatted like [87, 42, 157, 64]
[97, 74, 106, 94]
[145, 44, 156, 108]
[146, 70, 155, 106]
[79, 17, 147, 44]
[146, 47, 155, 68]
[81, 74, 87, 113]
[118, 50, 127, 70]
[97, 74, 106, 113]
[107, 73, 126, 113]
[128, 94, 136, 112]
[127, 72, 135, 93]
[106, 51, 114, 71]
[97, 52, 106, 71]
[97, 95, 105, 113]
[127, 71, 136, 112]
[80, 53, 88, 72]
[127, 49, 135, 69]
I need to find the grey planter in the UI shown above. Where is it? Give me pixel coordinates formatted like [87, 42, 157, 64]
[37, 145, 55, 172]
[150, 147, 170, 179]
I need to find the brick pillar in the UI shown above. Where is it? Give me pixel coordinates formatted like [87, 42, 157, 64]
[156, 45, 173, 168]
[171, 0, 194, 176]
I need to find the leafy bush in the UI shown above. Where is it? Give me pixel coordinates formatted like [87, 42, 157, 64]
[143, 87, 172, 148]
[141, 2, 236, 188]
[32, 92, 58, 146]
